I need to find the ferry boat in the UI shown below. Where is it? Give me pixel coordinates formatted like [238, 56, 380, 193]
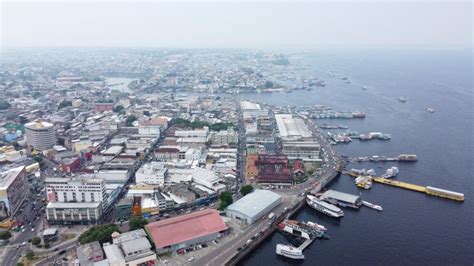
[277, 219, 325, 239]
[355, 175, 372, 189]
[361, 200, 383, 211]
[306, 195, 344, 218]
[276, 244, 305, 260]
[382, 166, 399, 179]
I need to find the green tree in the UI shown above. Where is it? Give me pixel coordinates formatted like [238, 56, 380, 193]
[264, 81, 274, 88]
[58, 100, 72, 109]
[240, 185, 254, 196]
[129, 216, 148, 231]
[0, 231, 12, 240]
[125, 115, 137, 127]
[219, 192, 233, 211]
[0, 100, 11, 110]
[78, 224, 119, 244]
[113, 105, 124, 113]
[31, 236, 41, 246]
[25, 250, 35, 260]
[16, 263, 24, 266]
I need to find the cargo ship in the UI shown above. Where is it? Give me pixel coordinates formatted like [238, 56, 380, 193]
[306, 194, 344, 218]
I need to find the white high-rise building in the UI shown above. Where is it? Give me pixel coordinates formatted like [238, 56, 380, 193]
[45, 175, 107, 224]
[135, 162, 168, 185]
[25, 120, 56, 150]
[45, 176, 107, 204]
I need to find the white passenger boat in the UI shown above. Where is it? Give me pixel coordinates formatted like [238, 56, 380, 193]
[276, 244, 305, 260]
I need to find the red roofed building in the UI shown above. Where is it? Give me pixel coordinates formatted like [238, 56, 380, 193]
[145, 209, 228, 254]
[293, 160, 305, 176]
[255, 154, 293, 184]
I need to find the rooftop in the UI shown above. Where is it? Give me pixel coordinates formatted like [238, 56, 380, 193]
[25, 119, 54, 129]
[0, 165, 25, 189]
[322, 189, 360, 204]
[226, 189, 282, 218]
[121, 237, 152, 255]
[145, 209, 227, 249]
[275, 114, 312, 139]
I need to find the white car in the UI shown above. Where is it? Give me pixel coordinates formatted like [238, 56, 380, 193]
[31, 228, 35, 232]
[188, 257, 195, 262]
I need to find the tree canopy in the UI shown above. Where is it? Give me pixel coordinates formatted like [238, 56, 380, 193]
[219, 191, 233, 211]
[129, 216, 148, 231]
[240, 185, 254, 196]
[78, 224, 119, 244]
[0, 100, 11, 110]
[0, 231, 12, 240]
[125, 115, 137, 127]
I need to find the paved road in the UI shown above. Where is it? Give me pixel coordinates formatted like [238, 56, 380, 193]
[194, 202, 289, 266]
[34, 239, 79, 266]
[2, 186, 47, 266]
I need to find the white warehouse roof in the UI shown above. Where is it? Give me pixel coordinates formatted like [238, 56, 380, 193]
[226, 189, 282, 218]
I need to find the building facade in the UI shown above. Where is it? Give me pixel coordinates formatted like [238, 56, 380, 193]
[25, 120, 56, 150]
[0, 165, 28, 219]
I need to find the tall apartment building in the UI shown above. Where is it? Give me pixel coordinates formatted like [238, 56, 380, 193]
[45, 175, 107, 224]
[0, 165, 28, 219]
[25, 120, 56, 150]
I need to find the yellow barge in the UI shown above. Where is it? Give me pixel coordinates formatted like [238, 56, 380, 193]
[347, 172, 464, 202]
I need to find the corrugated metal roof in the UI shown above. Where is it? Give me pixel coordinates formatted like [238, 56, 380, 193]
[226, 189, 282, 218]
[146, 209, 227, 249]
[322, 190, 360, 204]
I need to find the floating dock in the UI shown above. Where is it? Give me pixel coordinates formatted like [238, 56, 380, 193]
[347, 173, 464, 202]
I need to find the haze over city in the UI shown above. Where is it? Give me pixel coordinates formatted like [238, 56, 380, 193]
[1, 1, 472, 49]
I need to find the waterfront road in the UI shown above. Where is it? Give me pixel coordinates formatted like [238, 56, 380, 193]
[194, 202, 289, 266]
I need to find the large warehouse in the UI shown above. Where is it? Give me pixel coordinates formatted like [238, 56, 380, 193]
[226, 189, 282, 224]
[145, 209, 228, 254]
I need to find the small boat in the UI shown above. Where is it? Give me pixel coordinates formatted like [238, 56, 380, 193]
[398, 97, 407, 103]
[361, 200, 383, 211]
[426, 107, 435, 113]
[276, 244, 305, 260]
[361, 86, 368, 90]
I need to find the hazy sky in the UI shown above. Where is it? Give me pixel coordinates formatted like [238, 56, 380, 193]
[1, 1, 472, 49]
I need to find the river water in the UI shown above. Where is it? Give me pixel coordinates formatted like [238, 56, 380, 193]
[237, 49, 473, 265]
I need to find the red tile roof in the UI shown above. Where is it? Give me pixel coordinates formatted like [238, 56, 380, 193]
[145, 209, 228, 249]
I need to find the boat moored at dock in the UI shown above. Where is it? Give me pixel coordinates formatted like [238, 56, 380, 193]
[361, 200, 383, 211]
[276, 244, 305, 260]
[306, 194, 344, 218]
